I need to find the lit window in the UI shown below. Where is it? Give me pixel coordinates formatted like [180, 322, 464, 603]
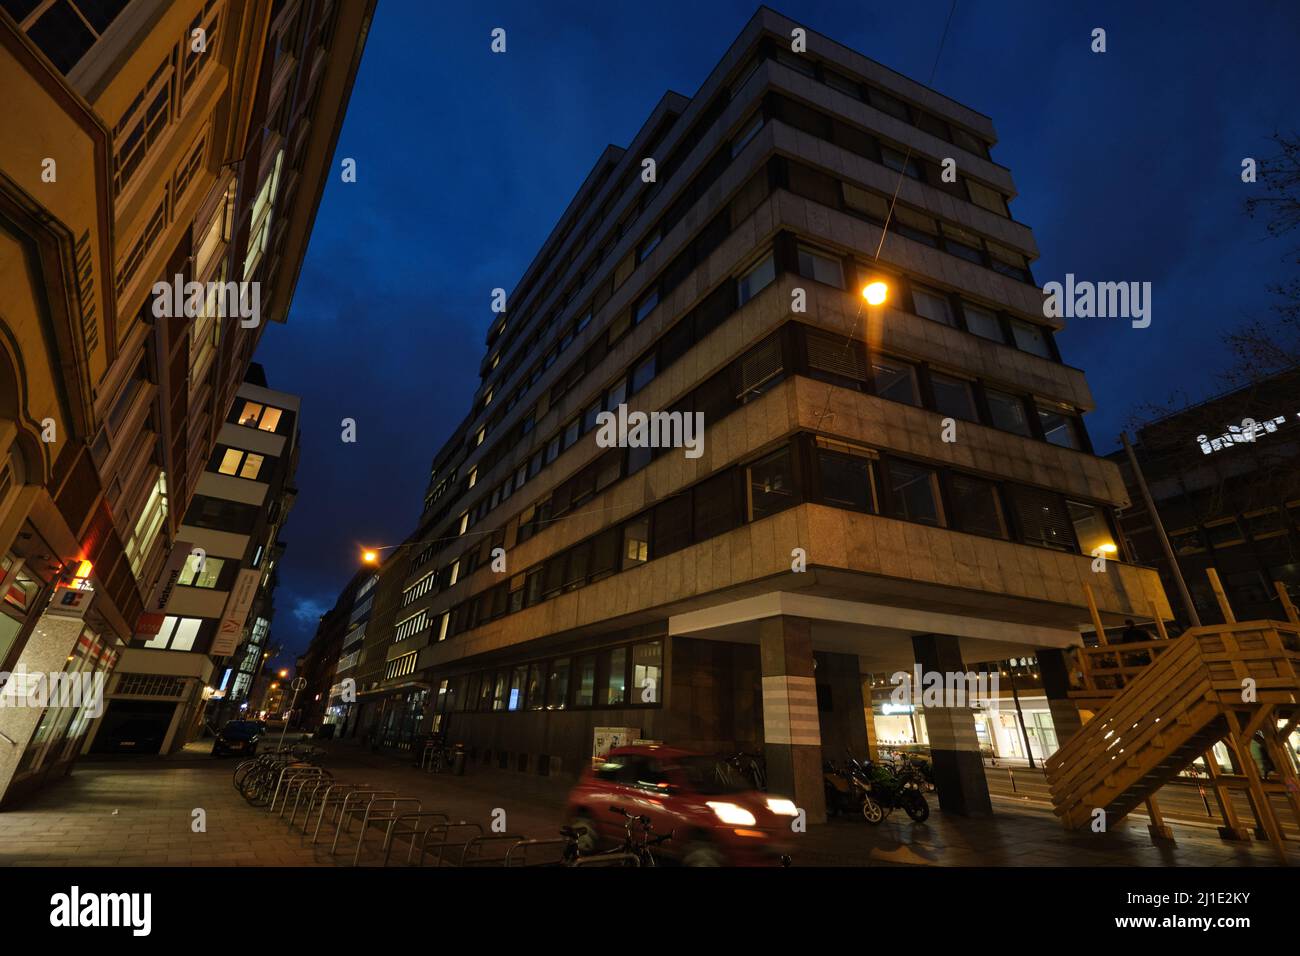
[239, 453, 265, 479]
[178, 554, 224, 589]
[238, 402, 263, 426]
[258, 407, 282, 432]
[218, 449, 243, 475]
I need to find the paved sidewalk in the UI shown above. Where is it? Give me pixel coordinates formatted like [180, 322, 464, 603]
[0, 742, 1286, 866]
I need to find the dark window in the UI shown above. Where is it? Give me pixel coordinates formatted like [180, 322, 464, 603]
[985, 389, 1032, 436]
[547, 658, 570, 710]
[961, 302, 1004, 342]
[951, 474, 1006, 538]
[737, 335, 784, 403]
[694, 470, 743, 540]
[817, 445, 874, 513]
[806, 328, 867, 389]
[1038, 406, 1080, 449]
[631, 353, 656, 393]
[749, 446, 798, 519]
[1010, 319, 1053, 359]
[883, 460, 944, 526]
[590, 528, 620, 580]
[872, 358, 920, 406]
[652, 493, 693, 557]
[526, 663, 545, 710]
[574, 655, 597, 707]
[930, 373, 978, 422]
[605, 647, 627, 705]
[1009, 486, 1074, 551]
[912, 286, 956, 327]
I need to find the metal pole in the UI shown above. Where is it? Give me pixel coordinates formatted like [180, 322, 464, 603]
[1008, 664, 1036, 769]
[1121, 431, 1202, 628]
[277, 676, 307, 751]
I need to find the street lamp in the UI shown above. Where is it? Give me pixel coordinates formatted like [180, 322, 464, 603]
[861, 280, 888, 305]
[361, 548, 379, 565]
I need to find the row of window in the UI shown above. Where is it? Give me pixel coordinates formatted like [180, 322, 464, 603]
[775, 146, 1032, 284]
[440, 232, 1062, 573]
[428, 433, 1117, 643]
[440, 640, 663, 713]
[413, 305, 1085, 617]
[799, 324, 1085, 450]
[758, 42, 995, 162]
[1169, 503, 1300, 555]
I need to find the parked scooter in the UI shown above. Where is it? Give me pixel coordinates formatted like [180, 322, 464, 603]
[844, 750, 930, 824]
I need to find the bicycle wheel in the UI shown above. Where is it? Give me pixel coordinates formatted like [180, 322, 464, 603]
[232, 759, 257, 792]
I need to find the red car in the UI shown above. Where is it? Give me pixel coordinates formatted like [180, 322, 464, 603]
[564, 744, 796, 866]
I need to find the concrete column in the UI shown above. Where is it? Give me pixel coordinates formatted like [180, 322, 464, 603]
[1037, 648, 1084, 747]
[758, 615, 825, 823]
[911, 633, 992, 817]
[0, 611, 86, 804]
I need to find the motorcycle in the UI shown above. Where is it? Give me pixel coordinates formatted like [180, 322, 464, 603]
[822, 760, 867, 817]
[844, 751, 930, 824]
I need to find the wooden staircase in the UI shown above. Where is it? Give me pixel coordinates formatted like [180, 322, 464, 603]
[1044, 618, 1300, 862]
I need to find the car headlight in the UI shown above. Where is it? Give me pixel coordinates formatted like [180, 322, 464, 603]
[707, 801, 757, 826]
[765, 797, 798, 817]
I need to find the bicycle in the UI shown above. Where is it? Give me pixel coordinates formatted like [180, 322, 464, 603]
[560, 806, 673, 866]
[236, 746, 324, 805]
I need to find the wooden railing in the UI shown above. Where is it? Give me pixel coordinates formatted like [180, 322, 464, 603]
[1045, 616, 1300, 863]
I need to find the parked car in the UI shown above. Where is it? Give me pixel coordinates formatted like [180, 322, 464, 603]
[213, 720, 264, 757]
[564, 744, 795, 866]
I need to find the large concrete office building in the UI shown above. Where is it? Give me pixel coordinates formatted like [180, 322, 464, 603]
[381, 8, 1168, 820]
[0, 0, 372, 804]
[1111, 367, 1300, 627]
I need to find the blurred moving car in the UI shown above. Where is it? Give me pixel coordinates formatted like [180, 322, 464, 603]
[564, 744, 795, 865]
[213, 720, 264, 757]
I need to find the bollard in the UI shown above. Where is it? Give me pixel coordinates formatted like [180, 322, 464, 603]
[1008, 767, 1016, 793]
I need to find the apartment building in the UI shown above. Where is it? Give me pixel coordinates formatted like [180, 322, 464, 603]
[0, 0, 372, 804]
[379, 8, 1169, 820]
[81, 369, 299, 754]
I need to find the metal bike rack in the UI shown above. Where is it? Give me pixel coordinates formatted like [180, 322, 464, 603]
[348, 796, 423, 867]
[312, 787, 393, 845]
[279, 770, 331, 819]
[460, 833, 526, 867]
[571, 852, 641, 866]
[413, 820, 484, 868]
[379, 811, 450, 866]
[502, 838, 570, 867]
[290, 777, 343, 831]
[269, 765, 325, 814]
[330, 789, 399, 856]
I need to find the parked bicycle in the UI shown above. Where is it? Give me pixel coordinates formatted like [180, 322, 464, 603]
[560, 806, 673, 866]
[233, 745, 324, 805]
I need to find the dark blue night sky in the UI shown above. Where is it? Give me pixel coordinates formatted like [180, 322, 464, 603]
[254, 0, 1300, 664]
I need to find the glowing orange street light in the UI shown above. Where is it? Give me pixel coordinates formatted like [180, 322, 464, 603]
[361, 548, 379, 565]
[278, 669, 289, 679]
[862, 280, 888, 306]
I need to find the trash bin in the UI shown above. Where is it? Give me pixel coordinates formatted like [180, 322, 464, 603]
[452, 744, 467, 776]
